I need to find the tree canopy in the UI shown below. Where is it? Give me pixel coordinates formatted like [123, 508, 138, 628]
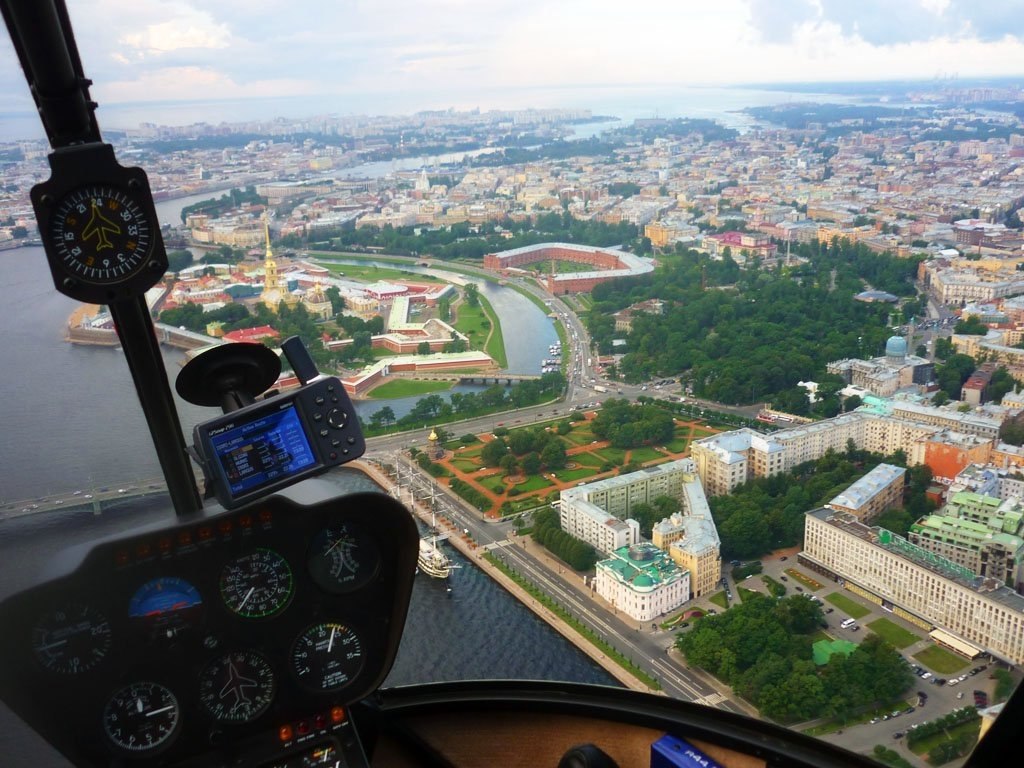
[585, 240, 921, 404]
[678, 593, 913, 722]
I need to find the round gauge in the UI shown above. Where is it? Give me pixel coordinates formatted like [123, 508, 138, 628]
[308, 524, 380, 594]
[31, 603, 112, 674]
[290, 622, 365, 692]
[220, 548, 294, 619]
[49, 185, 153, 285]
[198, 650, 276, 723]
[102, 681, 180, 755]
[129, 576, 203, 641]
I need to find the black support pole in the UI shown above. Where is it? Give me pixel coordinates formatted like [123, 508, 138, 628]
[109, 298, 203, 517]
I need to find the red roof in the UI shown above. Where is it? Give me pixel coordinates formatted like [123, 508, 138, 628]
[223, 325, 280, 343]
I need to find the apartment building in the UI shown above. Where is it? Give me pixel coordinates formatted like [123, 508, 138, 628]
[909, 491, 1024, 590]
[826, 463, 906, 523]
[802, 508, 1024, 665]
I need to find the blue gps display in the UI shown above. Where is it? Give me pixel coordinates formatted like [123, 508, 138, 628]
[208, 404, 318, 496]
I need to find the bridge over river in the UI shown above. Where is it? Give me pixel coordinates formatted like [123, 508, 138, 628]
[1, 478, 176, 521]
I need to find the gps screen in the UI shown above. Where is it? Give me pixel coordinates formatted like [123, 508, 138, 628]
[208, 403, 318, 497]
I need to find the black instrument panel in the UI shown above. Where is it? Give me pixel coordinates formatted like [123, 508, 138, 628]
[0, 487, 418, 767]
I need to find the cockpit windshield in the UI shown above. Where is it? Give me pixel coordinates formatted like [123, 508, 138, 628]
[2, 2, 1024, 767]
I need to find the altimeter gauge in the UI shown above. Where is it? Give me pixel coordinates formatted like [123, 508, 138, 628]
[102, 681, 180, 755]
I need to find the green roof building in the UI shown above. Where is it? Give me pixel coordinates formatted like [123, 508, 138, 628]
[909, 491, 1024, 590]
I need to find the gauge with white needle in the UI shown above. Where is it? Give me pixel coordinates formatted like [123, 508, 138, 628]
[102, 681, 180, 755]
[307, 524, 380, 594]
[290, 622, 364, 692]
[220, 549, 293, 619]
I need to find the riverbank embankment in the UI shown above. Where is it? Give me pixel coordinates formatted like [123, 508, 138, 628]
[352, 460, 652, 693]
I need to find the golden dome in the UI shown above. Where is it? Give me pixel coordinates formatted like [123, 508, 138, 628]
[428, 428, 438, 441]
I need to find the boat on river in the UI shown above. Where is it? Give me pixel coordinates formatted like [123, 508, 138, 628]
[418, 533, 451, 579]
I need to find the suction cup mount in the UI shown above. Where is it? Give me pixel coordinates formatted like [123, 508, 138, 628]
[176, 343, 281, 413]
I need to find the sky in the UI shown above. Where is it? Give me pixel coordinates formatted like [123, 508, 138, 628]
[2, 0, 1024, 122]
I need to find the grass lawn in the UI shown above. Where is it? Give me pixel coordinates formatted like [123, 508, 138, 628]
[456, 443, 483, 459]
[737, 586, 760, 602]
[709, 591, 729, 609]
[512, 475, 553, 493]
[560, 427, 597, 446]
[867, 618, 920, 649]
[553, 466, 601, 483]
[319, 261, 441, 283]
[913, 645, 970, 675]
[367, 379, 452, 398]
[629, 446, 667, 464]
[690, 427, 717, 438]
[663, 437, 690, 453]
[481, 476, 509, 494]
[477, 294, 507, 367]
[567, 452, 604, 468]
[908, 718, 980, 757]
[824, 591, 872, 619]
[595, 447, 626, 465]
[450, 458, 479, 473]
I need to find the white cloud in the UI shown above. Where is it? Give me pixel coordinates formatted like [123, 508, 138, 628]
[1, 0, 1022, 116]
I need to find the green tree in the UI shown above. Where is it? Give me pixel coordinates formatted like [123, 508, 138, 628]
[166, 249, 194, 273]
[417, 341, 432, 355]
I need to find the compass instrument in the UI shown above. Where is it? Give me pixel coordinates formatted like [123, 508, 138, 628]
[31, 143, 168, 304]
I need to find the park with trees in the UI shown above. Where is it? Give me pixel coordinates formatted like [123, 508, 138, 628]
[677, 592, 914, 723]
[585, 239, 923, 405]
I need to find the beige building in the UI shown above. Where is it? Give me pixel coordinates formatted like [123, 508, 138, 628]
[827, 463, 906, 523]
[802, 508, 1024, 665]
[692, 412, 945, 496]
[560, 459, 721, 601]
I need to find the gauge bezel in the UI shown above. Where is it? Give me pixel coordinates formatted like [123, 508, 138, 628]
[197, 649, 276, 724]
[30, 143, 168, 303]
[307, 524, 381, 595]
[102, 680, 180, 756]
[290, 621, 365, 693]
[220, 548, 295, 619]
[30, 602, 112, 675]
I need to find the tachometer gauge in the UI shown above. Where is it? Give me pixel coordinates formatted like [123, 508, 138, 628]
[290, 622, 364, 692]
[220, 548, 293, 619]
[102, 681, 179, 755]
[128, 576, 203, 641]
[198, 650, 275, 723]
[307, 524, 380, 594]
[31, 603, 112, 674]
